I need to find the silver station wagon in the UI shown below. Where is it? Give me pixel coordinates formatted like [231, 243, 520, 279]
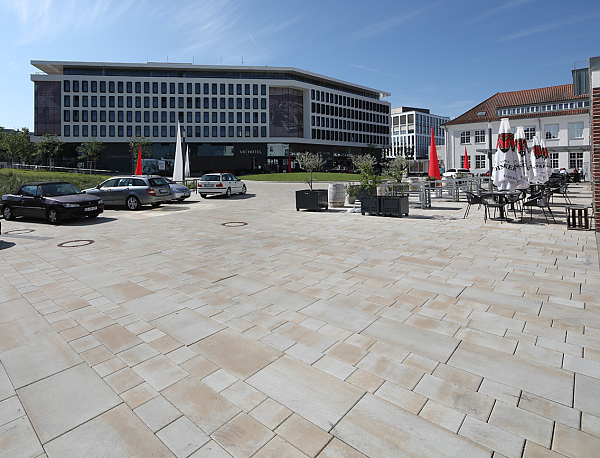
[197, 173, 247, 198]
[84, 175, 172, 210]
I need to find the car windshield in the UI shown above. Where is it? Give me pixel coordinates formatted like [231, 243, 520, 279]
[41, 183, 81, 197]
[149, 178, 168, 186]
[200, 175, 220, 181]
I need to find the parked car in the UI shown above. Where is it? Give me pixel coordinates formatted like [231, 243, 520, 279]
[325, 166, 353, 173]
[442, 168, 474, 178]
[197, 173, 247, 198]
[83, 175, 171, 210]
[165, 179, 191, 201]
[2, 182, 104, 224]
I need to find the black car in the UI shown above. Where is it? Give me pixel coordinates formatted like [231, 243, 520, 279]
[2, 182, 104, 224]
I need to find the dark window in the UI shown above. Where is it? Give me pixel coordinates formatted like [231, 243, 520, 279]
[100, 125, 106, 137]
[153, 111, 158, 122]
[187, 125, 192, 137]
[161, 126, 167, 137]
[261, 126, 266, 137]
[126, 82, 132, 93]
[212, 126, 217, 137]
[82, 81, 88, 92]
[220, 112, 226, 123]
[237, 84, 242, 95]
[127, 111, 132, 122]
[118, 81, 124, 93]
[119, 111, 124, 122]
[196, 112, 201, 123]
[82, 110, 88, 122]
[91, 125, 97, 136]
[212, 112, 217, 123]
[204, 83, 209, 94]
[204, 126, 209, 137]
[170, 126, 176, 137]
[144, 111, 150, 122]
[161, 82, 167, 94]
[245, 126, 250, 137]
[109, 111, 115, 122]
[228, 84, 234, 95]
[220, 83, 225, 95]
[195, 83, 201, 94]
[170, 83, 175, 94]
[64, 110, 70, 122]
[204, 98, 209, 109]
[109, 96, 114, 108]
[161, 111, 167, 122]
[73, 81, 79, 92]
[91, 110, 97, 122]
[245, 98, 250, 109]
[212, 98, 217, 109]
[178, 83, 184, 94]
[82, 125, 88, 137]
[187, 83, 192, 94]
[178, 112, 184, 123]
[229, 126, 234, 137]
[118, 96, 123, 108]
[245, 113, 250, 123]
[253, 112, 258, 123]
[212, 83, 217, 94]
[220, 126, 226, 137]
[135, 82, 141, 93]
[237, 126, 242, 137]
[127, 96, 132, 108]
[64, 125, 70, 136]
[144, 126, 150, 137]
[187, 97, 192, 109]
[237, 98, 242, 109]
[153, 82, 159, 93]
[170, 112, 175, 123]
[245, 84, 250, 95]
[261, 98, 266, 110]
[179, 97, 184, 108]
[220, 98, 226, 109]
[261, 112, 266, 123]
[204, 112, 209, 123]
[187, 112, 192, 123]
[100, 111, 106, 122]
[135, 126, 141, 136]
[237, 112, 242, 123]
[153, 97, 158, 108]
[64, 80, 70, 92]
[261, 84, 266, 95]
[170, 97, 175, 108]
[253, 98, 258, 109]
[109, 125, 114, 137]
[135, 97, 141, 108]
[73, 96, 79, 107]
[64, 95, 70, 107]
[144, 82, 149, 93]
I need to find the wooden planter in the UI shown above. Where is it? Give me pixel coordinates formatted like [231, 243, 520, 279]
[296, 189, 328, 211]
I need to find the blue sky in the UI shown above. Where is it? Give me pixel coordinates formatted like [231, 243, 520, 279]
[1, 0, 599, 131]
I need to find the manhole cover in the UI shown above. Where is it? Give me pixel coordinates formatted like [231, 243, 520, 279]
[221, 222, 248, 227]
[4, 229, 35, 235]
[57, 240, 95, 247]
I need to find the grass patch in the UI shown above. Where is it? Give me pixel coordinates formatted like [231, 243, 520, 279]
[240, 172, 359, 182]
[0, 168, 111, 195]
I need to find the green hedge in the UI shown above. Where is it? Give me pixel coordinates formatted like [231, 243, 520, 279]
[0, 169, 110, 196]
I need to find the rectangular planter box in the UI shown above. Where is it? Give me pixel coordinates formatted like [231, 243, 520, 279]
[361, 196, 380, 215]
[381, 196, 409, 217]
[296, 189, 328, 211]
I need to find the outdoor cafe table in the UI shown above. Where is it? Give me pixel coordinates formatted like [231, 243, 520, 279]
[481, 190, 523, 221]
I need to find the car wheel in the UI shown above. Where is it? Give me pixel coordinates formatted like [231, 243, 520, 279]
[47, 208, 61, 225]
[178, 198, 185, 201]
[200, 193, 207, 198]
[226, 187, 231, 198]
[151, 203, 161, 208]
[241, 184, 247, 195]
[126, 196, 141, 210]
[3, 206, 13, 220]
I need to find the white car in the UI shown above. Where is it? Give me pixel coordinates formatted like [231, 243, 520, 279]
[197, 173, 247, 198]
[442, 168, 474, 178]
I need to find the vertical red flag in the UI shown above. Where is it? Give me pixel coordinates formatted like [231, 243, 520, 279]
[135, 145, 143, 175]
[428, 126, 441, 179]
[464, 146, 470, 170]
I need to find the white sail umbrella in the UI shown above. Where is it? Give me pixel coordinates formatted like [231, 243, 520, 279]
[492, 118, 521, 191]
[184, 145, 190, 179]
[540, 138, 551, 182]
[530, 136, 545, 184]
[172, 121, 184, 183]
[514, 126, 532, 189]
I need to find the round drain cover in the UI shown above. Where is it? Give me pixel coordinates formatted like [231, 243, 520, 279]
[4, 229, 35, 235]
[57, 240, 95, 247]
[221, 222, 248, 227]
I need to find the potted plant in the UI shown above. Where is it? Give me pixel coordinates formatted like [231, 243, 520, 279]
[351, 154, 382, 215]
[381, 156, 412, 217]
[344, 184, 360, 205]
[295, 152, 328, 211]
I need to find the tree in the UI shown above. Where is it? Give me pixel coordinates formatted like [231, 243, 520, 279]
[296, 152, 325, 190]
[351, 153, 381, 196]
[36, 134, 64, 165]
[128, 135, 153, 161]
[0, 128, 37, 164]
[384, 156, 412, 196]
[76, 138, 104, 167]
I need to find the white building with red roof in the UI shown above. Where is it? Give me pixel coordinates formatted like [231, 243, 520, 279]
[442, 82, 590, 178]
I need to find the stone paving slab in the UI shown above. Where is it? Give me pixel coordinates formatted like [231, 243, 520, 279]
[0, 181, 598, 457]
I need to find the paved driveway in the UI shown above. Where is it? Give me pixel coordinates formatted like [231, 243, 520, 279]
[0, 181, 599, 457]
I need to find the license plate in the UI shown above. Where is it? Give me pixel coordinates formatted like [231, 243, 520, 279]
[159, 188, 168, 194]
[84, 206, 97, 212]
[204, 184, 214, 187]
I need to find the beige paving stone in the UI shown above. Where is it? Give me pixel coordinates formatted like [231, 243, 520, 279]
[17, 363, 121, 444]
[478, 379, 521, 406]
[80, 345, 114, 366]
[156, 416, 210, 458]
[361, 317, 460, 363]
[523, 441, 565, 458]
[333, 394, 490, 458]
[574, 373, 600, 417]
[419, 399, 465, 433]
[213, 412, 275, 458]
[276, 413, 332, 457]
[191, 329, 282, 379]
[150, 334, 184, 354]
[519, 391, 580, 429]
[166, 345, 197, 365]
[285, 343, 323, 365]
[133, 355, 188, 391]
[0, 314, 56, 353]
[405, 313, 460, 337]
[0, 364, 15, 403]
[133, 394, 182, 432]
[0, 298, 37, 325]
[313, 355, 356, 380]
[325, 342, 367, 366]
[221, 381, 267, 412]
[448, 341, 574, 406]
[356, 352, 424, 390]
[459, 287, 541, 315]
[415, 373, 494, 421]
[44, 404, 175, 458]
[191, 440, 233, 457]
[515, 341, 563, 368]
[0, 395, 25, 428]
[59, 325, 89, 342]
[432, 363, 483, 391]
[368, 341, 410, 363]
[403, 352, 439, 373]
[104, 367, 145, 394]
[299, 300, 377, 333]
[162, 376, 240, 434]
[317, 438, 367, 458]
[250, 398, 293, 430]
[564, 353, 600, 379]
[93, 356, 127, 377]
[489, 401, 553, 448]
[203, 369, 239, 393]
[96, 281, 152, 304]
[374, 381, 427, 414]
[459, 415, 524, 458]
[151, 308, 225, 346]
[252, 286, 317, 312]
[274, 323, 337, 353]
[537, 336, 582, 357]
[0, 334, 83, 389]
[117, 342, 160, 366]
[247, 355, 364, 431]
[581, 412, 600, 438]
[456, 327, 517, 354]
[345, 369, 384, 393]
[552, 423, 600, 458]
[0, 416, 44, 458]
[92, 323, 143, 354]
[120, 381, 158, 410]
[253, 436, 307, 458]
[181, 355, 220, 380]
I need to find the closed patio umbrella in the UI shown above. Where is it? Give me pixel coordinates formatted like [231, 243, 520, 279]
[463, 146, 470, 170]
[530, 136, 544, 184]
[514, 126, 532, 189]
[428, 126, 441, 180]
[541, 139, 551, 182]
[172, 121, 184, 182]
[492, 118, 521, 190]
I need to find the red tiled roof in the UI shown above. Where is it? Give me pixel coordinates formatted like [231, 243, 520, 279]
[443, 84, 588, 126]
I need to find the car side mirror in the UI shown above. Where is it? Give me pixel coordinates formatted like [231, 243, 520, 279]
[96, 185, 101, 189]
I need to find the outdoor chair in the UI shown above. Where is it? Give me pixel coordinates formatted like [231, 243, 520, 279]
[521, 190, 556, 224]
[550, 182, 571, 205]
[463, 191, 483, 218]
[481, 195, 506, 223]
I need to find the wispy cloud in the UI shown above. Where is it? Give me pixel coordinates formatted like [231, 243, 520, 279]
[444, 100, 476, 109]
[497, 11, 600, 42]
[348, 64, 419, 82]
[348, 3, 437, 41]
[469, 0, 536, 23]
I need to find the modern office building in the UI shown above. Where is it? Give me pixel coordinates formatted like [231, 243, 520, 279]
[443, 79, 590, 178]
[388, 107, 449, 164]
[31, 61, 391, 173]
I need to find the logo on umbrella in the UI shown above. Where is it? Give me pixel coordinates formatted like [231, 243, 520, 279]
[516, 138, 528, 157]
[533, 144, 543, 157]
[497, 132, 515, 153]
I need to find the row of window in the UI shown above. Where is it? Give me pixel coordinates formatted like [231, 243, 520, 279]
[460, 123, 585, 144]
[311, 116, 389, 134]
[63, 124, 268, 138]
[310, 130, 388, 145]
[310, 89, 389, 113]
[64, 80, 267, 96]
[64, 110, 267, 124]
[496, 100, 590, 116]
[463, 152, 585, 169]
[311, 103, 388, 125]
[64, 95, 267, 110]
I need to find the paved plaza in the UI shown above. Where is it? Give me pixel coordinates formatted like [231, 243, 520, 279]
[1, 180, 599, 458]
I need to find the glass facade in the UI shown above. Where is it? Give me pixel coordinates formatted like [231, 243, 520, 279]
[269, 87, 303, 138]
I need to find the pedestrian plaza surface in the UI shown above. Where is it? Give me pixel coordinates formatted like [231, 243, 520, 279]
[1, 180, 599, 458]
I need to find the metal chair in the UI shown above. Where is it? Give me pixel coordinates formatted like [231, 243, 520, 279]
[521, 189, 556, 224]
[481, 194, 506, 223]
[463, 191, 482, 218]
